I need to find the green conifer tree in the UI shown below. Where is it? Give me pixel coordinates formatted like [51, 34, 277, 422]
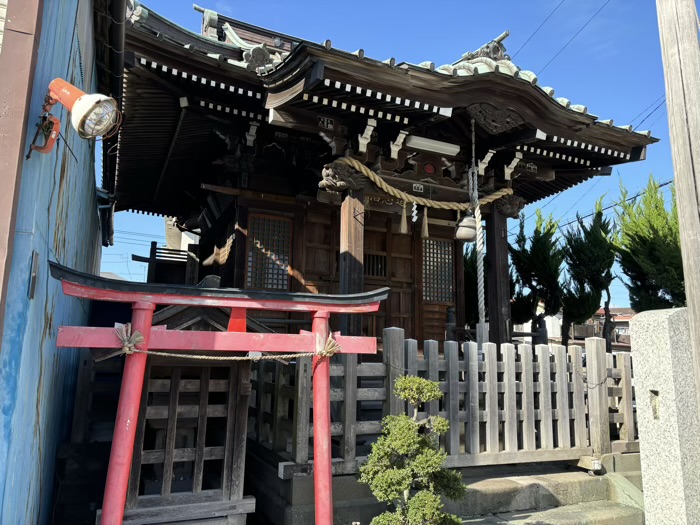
[561, 200, 616, 349]
[509, 211, 564, 339]
[615, 176, 685, 311]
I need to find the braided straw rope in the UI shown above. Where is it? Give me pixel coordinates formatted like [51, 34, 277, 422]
[335, 156, 513, 211]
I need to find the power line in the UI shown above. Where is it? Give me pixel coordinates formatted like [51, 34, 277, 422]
[634, 98, 666, 130]
[511, 0, 567, 59]
[114, 229, 165, 239]
[557, 180, 673, 229]
[627, 93, 666, 125]
[537, 0, 612, 75]
[646, 107, 668, 131]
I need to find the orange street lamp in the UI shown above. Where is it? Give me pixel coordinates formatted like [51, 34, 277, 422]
[28, 78, 122, 155]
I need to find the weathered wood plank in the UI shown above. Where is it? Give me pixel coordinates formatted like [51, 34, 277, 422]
[484, 343, 499, 453]
[569, 345, 588, 448]
[618, 352, 636, 442]
[502, 343, 517, 452]
[519, 344, 536, 451]
[444, 447, 593, 469]
[230, 363, 252, 499]
[343, 353, 358, 461]
[445, 341, 460, 455]
[553, 344, 571, 449]
[256, 361, 267, 444]
[467, 342, 480, 454]
[537, 345, 554, 449]
[272, 362, 287, 451]
[405, 338, 418, 416]
[425, 340, 439, 417]
[97, 497, 256, 524]
[221, 364, 238, 499]
[161, 367, 182, 496]
[587, 338, 612, 455]
[293, 356, 311, 463]
[193, 367, 211, 493]
[384, 327, 405, 415]
[656, 0, 700, 416]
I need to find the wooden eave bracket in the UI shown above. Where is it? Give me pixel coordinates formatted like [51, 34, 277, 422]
[478, 149, 497, 176]
[390, 130, 409, 159]
[504, 152, 523, 180]
[246, 121, 260, 147]
[358, 118, 377, 154]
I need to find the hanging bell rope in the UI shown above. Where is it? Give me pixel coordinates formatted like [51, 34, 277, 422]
[469, 118, 487, 328]
[335, 157, 512, 211]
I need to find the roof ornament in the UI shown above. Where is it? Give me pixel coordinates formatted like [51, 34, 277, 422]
[126, 0, 148, 26]
[457, 30, 510, 63]
[244, 43, 274, 72]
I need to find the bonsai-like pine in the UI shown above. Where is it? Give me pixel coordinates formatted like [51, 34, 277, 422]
[359, 376, 466, 525]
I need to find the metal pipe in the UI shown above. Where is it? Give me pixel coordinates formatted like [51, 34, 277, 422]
[311, 311, 333, 525]
[100, 301, 155, 524]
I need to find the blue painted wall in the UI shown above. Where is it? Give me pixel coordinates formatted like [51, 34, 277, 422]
[0, 0, 101, 523]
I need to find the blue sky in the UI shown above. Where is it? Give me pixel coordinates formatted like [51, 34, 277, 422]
[102, 0, 677, 307]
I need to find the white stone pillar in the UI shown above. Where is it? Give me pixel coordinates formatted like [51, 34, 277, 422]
[630, 308, 700, 524]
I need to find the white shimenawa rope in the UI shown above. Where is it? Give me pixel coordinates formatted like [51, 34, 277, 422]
[470, 119, 486, 329]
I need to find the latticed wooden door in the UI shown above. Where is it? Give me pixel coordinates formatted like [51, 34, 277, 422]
[126, 360, 252, 522]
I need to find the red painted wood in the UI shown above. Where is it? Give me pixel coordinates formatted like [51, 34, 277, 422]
[228, 307, 247, 332]
[100, 302, 155, 525]
[56, 327, 377, 355]
[311, 311, 333, 525]
[60, 281, 382, 313]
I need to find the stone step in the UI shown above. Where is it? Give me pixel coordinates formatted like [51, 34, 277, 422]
[445, 471, 610, 517]
[621, 471, 643, 492]
[614, 453, 642, 473]
[460, 501, 644, 525]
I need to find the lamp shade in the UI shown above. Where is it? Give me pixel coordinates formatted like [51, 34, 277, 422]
[48, 78, 120, 139]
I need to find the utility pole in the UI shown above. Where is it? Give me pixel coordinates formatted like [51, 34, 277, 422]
[655, 0, 700, 412]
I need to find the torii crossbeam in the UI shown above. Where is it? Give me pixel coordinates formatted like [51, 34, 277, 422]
[50, 263, 388, 525]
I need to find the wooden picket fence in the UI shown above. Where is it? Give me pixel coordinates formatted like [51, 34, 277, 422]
[248, 328, 638, 479]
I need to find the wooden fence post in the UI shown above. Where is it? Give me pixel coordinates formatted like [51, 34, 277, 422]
[293, 356, 312, 464]
[618, 352, 636, 443]
[405, 339, 418, 416]
[425, 341, 439, 417]
[445, 341, 460, 455]
[586, 337, 611, 455]
[466, 341, 480, 455]
[383, 327, 405, 415]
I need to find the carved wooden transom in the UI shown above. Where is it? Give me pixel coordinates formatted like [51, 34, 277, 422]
[468, 103, 525, 135]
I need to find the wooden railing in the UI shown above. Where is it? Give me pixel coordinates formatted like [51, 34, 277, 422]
[248, 328, 638, 479]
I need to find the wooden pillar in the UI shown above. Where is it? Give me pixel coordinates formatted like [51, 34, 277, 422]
[232, 204, 248, 289]
[338, 189, 365, 335]
[656, 0, 700, 416]
[337, 189, 363, 450]
[486, 207, 511, 347]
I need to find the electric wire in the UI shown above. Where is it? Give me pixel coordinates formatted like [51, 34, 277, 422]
[627, 94, 666, 126]
[634, 98, 667, 130]
[511, 0, 567, 59]
[537, 0, 612, 75]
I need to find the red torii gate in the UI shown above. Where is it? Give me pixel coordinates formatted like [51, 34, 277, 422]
[50, 263, 388, 525]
